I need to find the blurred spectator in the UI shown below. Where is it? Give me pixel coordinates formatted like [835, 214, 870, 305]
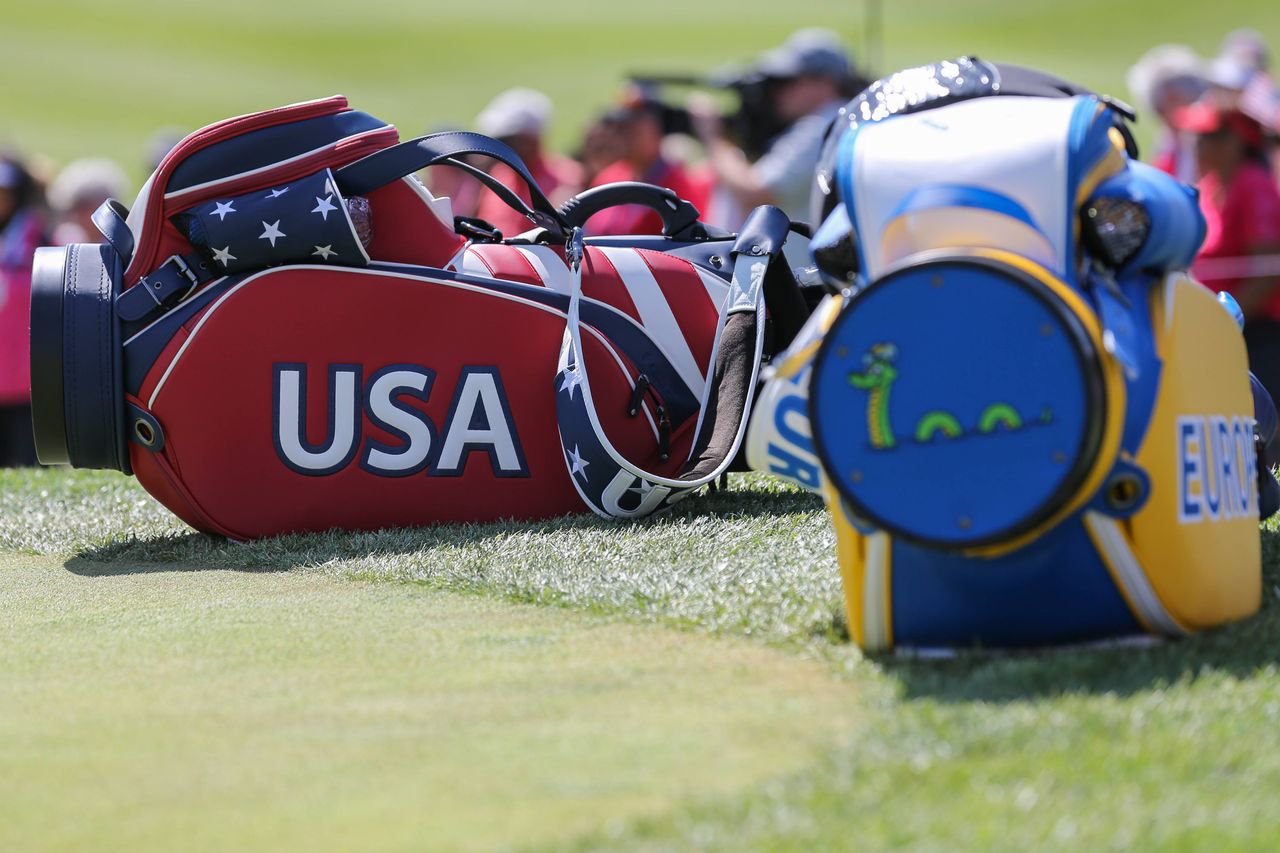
[1221, 29, 1270, 75]
[576, 112, 626, 188]
[0, 154, 48, 466]
[146, 128, 184, 173]
[1127, 45, 1206, 183]
[1174, 98, 1280, 402]
[586, 90, 710, 236]
[47, 157, 129, 245]
[689, 28, 853, 226]
[473, 88, 582, 236]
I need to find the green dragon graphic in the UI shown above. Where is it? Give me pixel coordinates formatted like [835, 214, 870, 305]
[847, 343, 1043, 450]
[846, 343, 901, 449]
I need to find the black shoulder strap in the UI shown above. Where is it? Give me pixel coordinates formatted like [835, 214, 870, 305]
[334, 131, 568, 237]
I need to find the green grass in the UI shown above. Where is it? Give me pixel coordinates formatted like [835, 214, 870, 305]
[0, 549, 860, 852]
[6, 469, 1280, 850]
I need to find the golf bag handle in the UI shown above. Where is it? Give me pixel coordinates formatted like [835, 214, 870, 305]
[559, 182, 702, 238]
[335, 131, 570, 236]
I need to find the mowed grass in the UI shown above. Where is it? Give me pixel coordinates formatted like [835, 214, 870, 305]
[0, 549, 861, 852]
[6, 468, 1280, 849]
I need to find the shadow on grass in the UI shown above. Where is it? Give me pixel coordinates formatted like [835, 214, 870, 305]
[878, 526, 1280, 704]
[62, 483, 823, 576]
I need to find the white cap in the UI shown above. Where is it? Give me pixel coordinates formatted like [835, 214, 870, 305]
[1221, 29, 1270, 73]
[476, 88, 552, 138]
[1207, 55, 1254, 92]
[47, 157, 129, 212]
[1126, 44, 1203, 113]
[756, 28, 851, 80]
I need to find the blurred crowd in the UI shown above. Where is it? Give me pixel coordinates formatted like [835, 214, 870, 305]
[425, 28, 861, 249]
[1128, 30, 1280, 402]
[3, 28, 1280, 465]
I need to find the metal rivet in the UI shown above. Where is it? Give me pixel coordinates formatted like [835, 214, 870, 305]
[850, 470, 863, 483]
[957, 516, 972, 529]
[1105, 473, 1144, 512]
[836, 346, 849, 358]
[1040, 324, 1054, 336]
[931, 275, 944, 287]
[134, 420, 156, 447]
[708, 255, 723, 268]
[1053, 451, 1066, 464]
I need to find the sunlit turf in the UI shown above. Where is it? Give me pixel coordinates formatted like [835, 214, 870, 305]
[5, 468, 1280, 850]
[0, 549, 859, 852]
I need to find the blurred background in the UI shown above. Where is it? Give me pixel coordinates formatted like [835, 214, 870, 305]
[4, 0, 1277, 174]
[2, 0, 1280, 465]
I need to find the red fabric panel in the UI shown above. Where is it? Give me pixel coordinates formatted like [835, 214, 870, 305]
[140, 267, 666, 536]
[364, 179, 465, 268]
[127, 396, 244, 538]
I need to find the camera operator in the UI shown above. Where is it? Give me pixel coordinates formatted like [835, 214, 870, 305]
[690, 29, 855, 232]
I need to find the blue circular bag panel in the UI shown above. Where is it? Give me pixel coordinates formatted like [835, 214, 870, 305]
[810, 255, 1107, 551]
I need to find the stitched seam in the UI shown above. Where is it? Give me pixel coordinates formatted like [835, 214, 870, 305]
[97, 252, 113, 465]
[65, 245, 79, 461]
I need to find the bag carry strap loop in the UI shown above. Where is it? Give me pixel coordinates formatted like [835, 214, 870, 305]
[553, 205, 789, 518]
[334, 130, 569, 237]
[91, 199, 135, 266]
[558, 181, 702, 238]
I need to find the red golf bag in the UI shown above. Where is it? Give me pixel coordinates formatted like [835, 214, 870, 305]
[30, 96, 810, 538]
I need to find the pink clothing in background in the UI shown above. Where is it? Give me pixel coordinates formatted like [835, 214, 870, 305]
[476, 154, 583, 237]
[1191, 160, 1280, 320]
[0, 211, 44, 404]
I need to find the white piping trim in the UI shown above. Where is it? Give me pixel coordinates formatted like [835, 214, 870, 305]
[161, 126, 393, 200]
[862, 532, 890, 651]
[1084, 511, 1188, 636]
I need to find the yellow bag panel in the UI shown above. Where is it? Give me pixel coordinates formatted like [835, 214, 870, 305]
[826, 483, 892, 652]
[1126, 274, 1261, 630]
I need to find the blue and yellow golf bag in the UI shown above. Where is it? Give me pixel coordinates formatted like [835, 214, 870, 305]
[746, 59, 1280, 651]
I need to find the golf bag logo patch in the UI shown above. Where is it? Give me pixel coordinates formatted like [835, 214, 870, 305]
[1177, 414, 1258, 524]
[272, 363, 528, 478]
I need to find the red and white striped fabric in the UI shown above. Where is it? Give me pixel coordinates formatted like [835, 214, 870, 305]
[451, 243, 730, 398]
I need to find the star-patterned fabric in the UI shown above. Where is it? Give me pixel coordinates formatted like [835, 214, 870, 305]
[172, 168, 370, 276]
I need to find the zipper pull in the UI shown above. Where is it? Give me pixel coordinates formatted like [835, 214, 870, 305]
[657, 405, 671, 462]
[627, 374, 651, 417]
